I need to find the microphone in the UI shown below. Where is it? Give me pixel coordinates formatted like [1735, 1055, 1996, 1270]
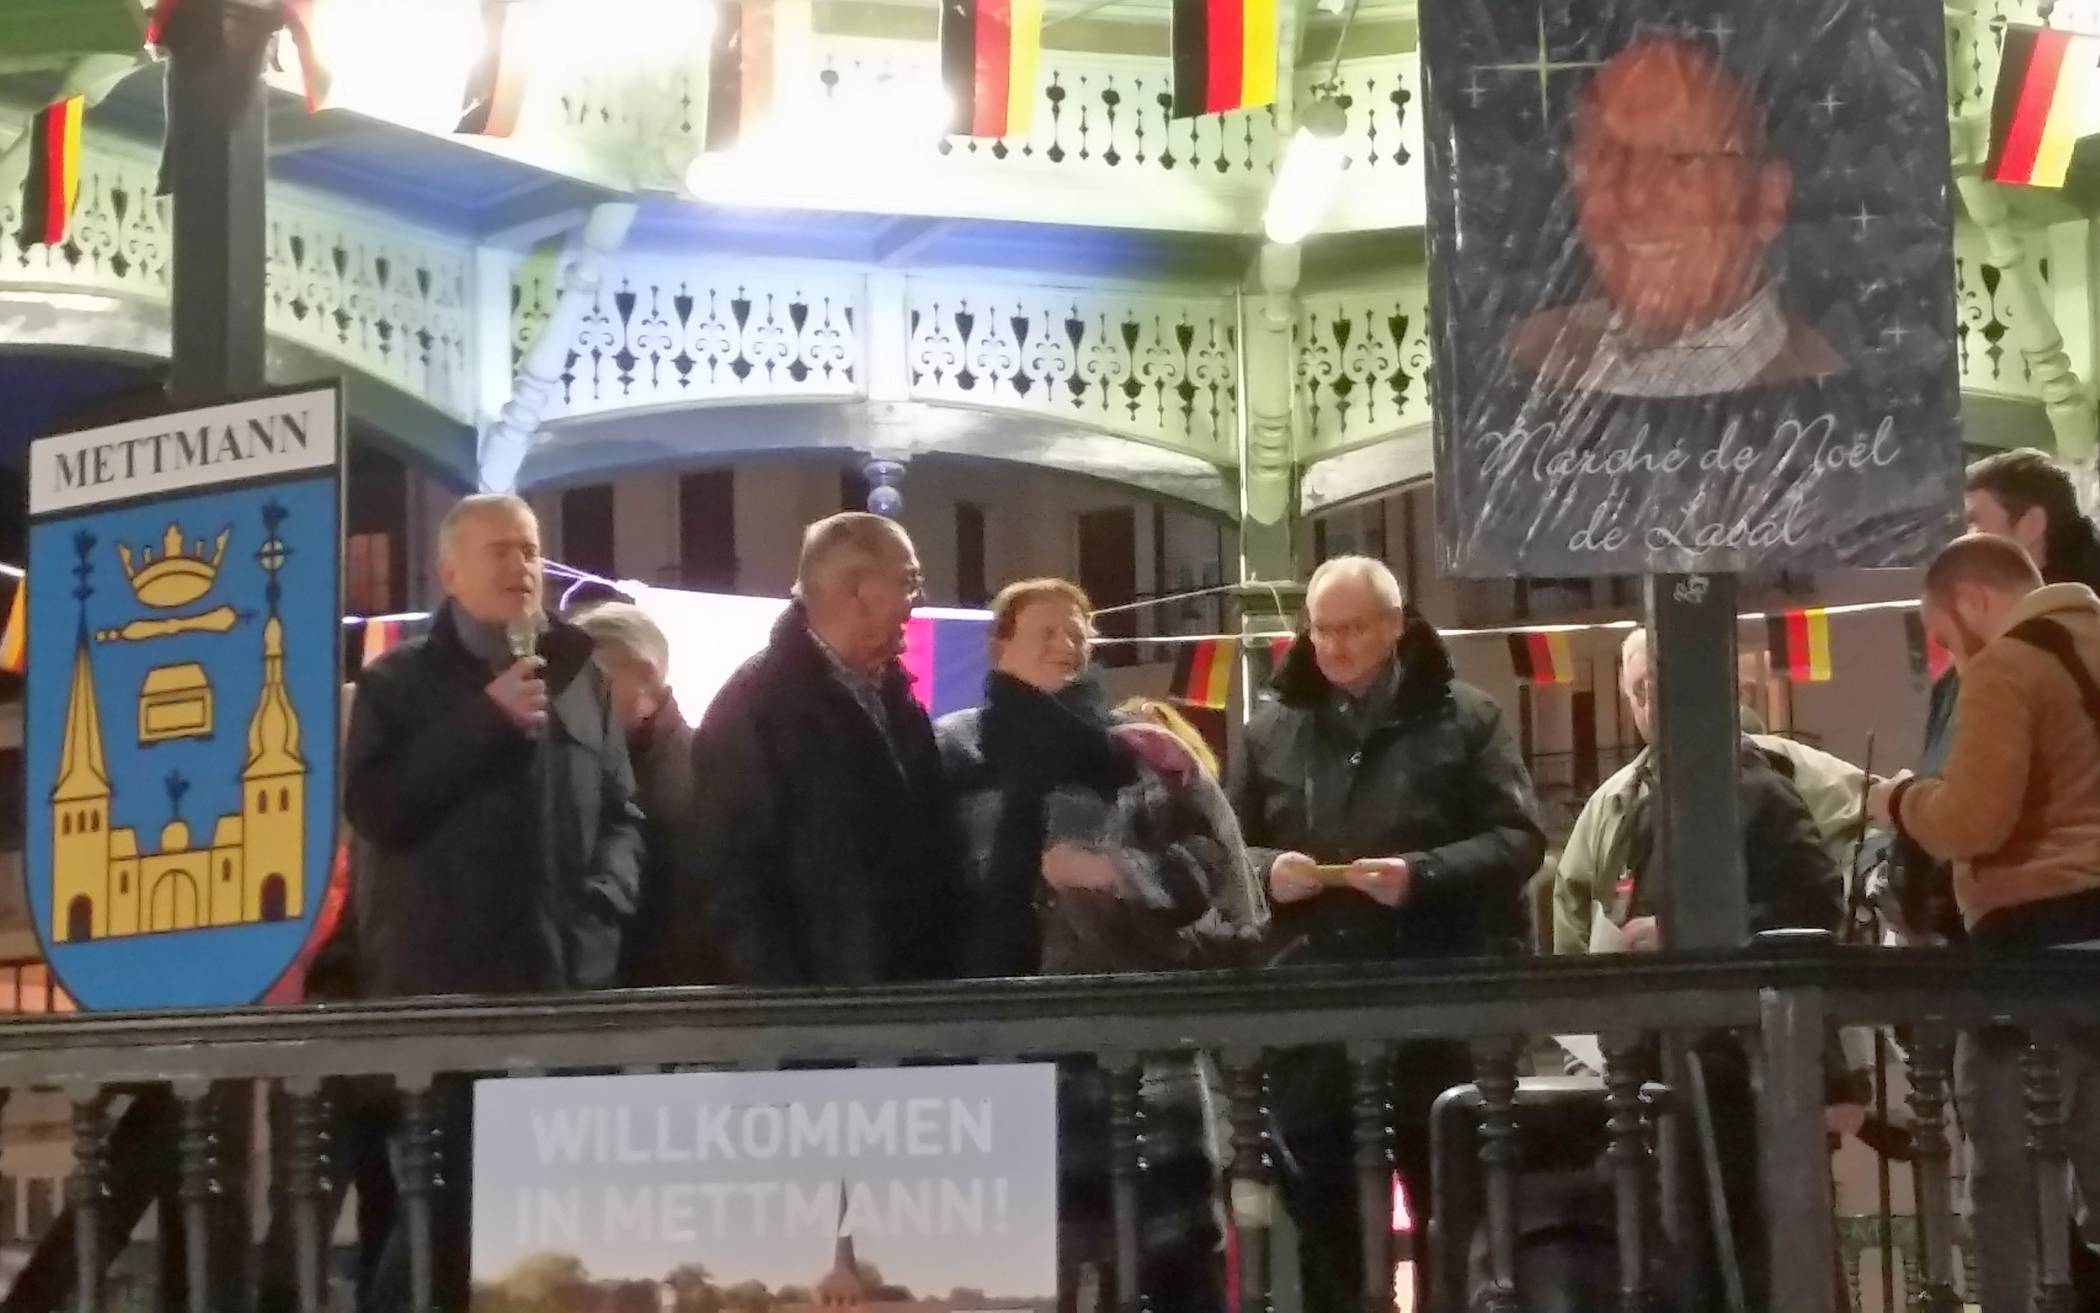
[505, 613, 543, 664]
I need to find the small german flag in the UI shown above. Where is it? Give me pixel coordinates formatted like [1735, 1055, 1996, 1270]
[940, 0, 1044, 138]
[1169, 0, 1278, 118]
[18, 96, 84, 249]
[1987, 24, 2100, 188]
[0, 582, 23, 675]
[705, 0, 775, 151]
[1768, 609, 1833, 683]
[1507, 631, 1574, 686]
[1171, 638, 1238, 710]
[457, 0, 530, 138]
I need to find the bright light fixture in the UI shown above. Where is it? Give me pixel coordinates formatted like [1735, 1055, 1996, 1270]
[310, 0, 487, 132]
[530, 0, 716, 74]
[1263, 96, 1349, 246]
[686, 72, 953, 205]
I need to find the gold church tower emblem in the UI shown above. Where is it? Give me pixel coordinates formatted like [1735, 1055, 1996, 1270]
[49, 504, 307, 942]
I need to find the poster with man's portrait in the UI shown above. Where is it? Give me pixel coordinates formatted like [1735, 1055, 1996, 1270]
[1419, 0, 1962, 578]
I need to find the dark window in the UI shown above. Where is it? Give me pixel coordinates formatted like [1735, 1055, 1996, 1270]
[955, 503, 988, 607]
[344, 532, 394, 618]
[24, 1178, 51, 1239]
[679, 470, 738, 591]
[258, 792, 268, 814]
[65, 897, 91, 943]
[840, 466, 871, 513]
[345, 441, 408, 613]
[1078, 508, 1138, 669]
[560, 483, 617, 579]
[260, 876, 287, 923]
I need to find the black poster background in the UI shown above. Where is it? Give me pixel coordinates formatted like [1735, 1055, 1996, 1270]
[1419, 0, 1963, 578]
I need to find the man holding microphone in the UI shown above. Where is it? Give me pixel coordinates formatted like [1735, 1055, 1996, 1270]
[344, 492, 642, 1309]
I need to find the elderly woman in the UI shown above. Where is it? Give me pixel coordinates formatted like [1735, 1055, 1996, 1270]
[936, 577, 1264, 1310]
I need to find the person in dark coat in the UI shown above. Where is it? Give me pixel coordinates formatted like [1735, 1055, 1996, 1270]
[572, 601, 696, 987]
[1231, 555, 1546, 1313]
[936, 578, 1266, 1310]
[343, 493, 643, 1313]
[678, 513, 960, 986]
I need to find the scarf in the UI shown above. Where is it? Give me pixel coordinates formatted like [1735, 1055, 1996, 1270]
[972, 669, 1137, 976]
[448, 599, 520, 670]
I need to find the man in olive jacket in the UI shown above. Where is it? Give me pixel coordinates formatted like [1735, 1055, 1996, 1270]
[1231, 555, 1545, 1313]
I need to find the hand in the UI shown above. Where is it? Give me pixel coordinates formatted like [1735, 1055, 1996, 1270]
[1622, 916, 1661, 953]
[1268, 852, 1325, 905]
[1866, 770, 1914, 828]
[486, 656, 548, 729]
[1344, 857, 1412, 908]
[1042, 843, 1121, 892]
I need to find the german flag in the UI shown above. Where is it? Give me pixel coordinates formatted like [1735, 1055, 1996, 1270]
[1170, 0, 1278, 118]
[1507, 630, 1574, 686]
[1768, 609, 1833, 683]
[18, 96, 83, 249]
[705, 0, 775, 151]
[1171, 638, 1237, 710]
[0, 582, 23, 675]
[940, 0, 1044, 138]
[1987, 24, 2100, 188]
[456, 0, 530, 137]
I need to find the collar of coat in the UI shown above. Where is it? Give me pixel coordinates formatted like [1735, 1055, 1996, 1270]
[430, 602, 596, 696]
[1267, 604, 1456, 719]
[764, 601, 916, 701]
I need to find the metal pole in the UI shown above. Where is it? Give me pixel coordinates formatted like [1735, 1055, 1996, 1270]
[165, 7, 279, 1307]
[1642, 573, 1746, 950]
[165, 0, 276, 403]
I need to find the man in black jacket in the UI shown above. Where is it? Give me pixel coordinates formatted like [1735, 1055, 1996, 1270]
[344, 493, 643, 1311]
[1231, 555, 1546, 1313]
[572, 600, 695, 986]
[679, 512, 960, 986]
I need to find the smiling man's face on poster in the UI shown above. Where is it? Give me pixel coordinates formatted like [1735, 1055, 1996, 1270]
[1420, 0, 1960, 577]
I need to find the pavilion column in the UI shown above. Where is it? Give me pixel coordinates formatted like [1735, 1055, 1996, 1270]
[1957, 174, 2096, 463]
[478, 201, 640, 493]
[1232, 242, 1308, 715]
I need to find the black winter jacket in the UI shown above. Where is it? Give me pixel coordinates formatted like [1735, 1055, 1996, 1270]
[676, 604, 963, 986]
[343, 606, 644, 997]
[1231, 610, 1547, 963]
[618, 692, 697, 987]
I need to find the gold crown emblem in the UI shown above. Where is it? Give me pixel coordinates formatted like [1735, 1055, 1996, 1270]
[119, 523, 230, 610]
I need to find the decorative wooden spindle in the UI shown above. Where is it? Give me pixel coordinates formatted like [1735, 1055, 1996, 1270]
[175, 1081, 217, 1313]
[1602, 1035, 1652, 1313]
[1350, 1043, 1394, 1313]
[1472, 1039, 1521, 1313]
[1224, 1049, 1272, 1313]
[282, 1076, 329, 1313]
[1907, 1024, 1962, 1313]
[2023, 1035, 2076, 1313]
[399, 1077, 440, 1313]
[67, 1087, 110, 1313]
[1105, 1056, 1144, 1313]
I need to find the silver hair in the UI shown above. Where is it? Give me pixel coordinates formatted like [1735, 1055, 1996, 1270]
[438, 492, 536, 561]
[794, 512, 910, 603]
[572, 601, 671, 685]
[1306, 554, 1404, 611]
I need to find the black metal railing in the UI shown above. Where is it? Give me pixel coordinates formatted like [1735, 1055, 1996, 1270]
[0, 948, 2091, 1313]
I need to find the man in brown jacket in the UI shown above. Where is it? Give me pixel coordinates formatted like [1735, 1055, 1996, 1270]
[1869, 533, 2100, 1312]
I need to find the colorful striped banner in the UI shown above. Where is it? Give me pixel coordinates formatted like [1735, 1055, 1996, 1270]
[1768, 609, 1833, 683]
[1171, 638, 1238, 709]
[456, 0, 530, 137]
[705, 0, 775, 151]
[940, 0, 1044, 137]
[1170, 0, 1278, 118]
[18, 96, 83, 249]
[0, 583, 23, 675]
[1987, 24, 2100, 188]
[1507, 631, 1573, 685]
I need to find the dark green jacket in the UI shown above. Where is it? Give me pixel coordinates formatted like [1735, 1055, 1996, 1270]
[1231, 610, 1546, 963]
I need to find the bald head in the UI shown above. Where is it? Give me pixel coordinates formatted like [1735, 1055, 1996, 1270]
[795, 513, 922, 672]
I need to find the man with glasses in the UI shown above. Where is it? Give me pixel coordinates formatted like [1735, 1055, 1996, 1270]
[677, 513, 961, 985]
[1232, 555, 1546, 1312]
[1508, 33, 1843, 398]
